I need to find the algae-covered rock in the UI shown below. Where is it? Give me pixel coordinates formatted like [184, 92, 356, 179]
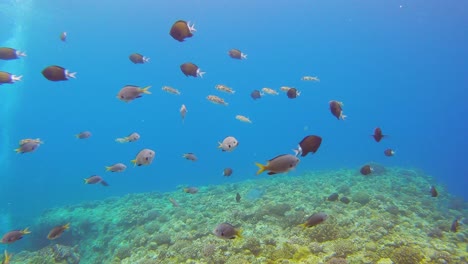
[352, 191, 371, 205]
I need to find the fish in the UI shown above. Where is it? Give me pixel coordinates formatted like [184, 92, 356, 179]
[162, 86, 181, 95]
[105, 163, 127, 172]
[360, 165, 373, 175]
[117, 85, 151, 102]
[301, 76, 320, 82]
[384, 149, 395, 157]
[236, 193, 241, 203]
[182, 153, 197, 161]
[327, 193, 339, 201]
[293, 135, 322, 157]
[261, 87, 278, 95]
[184, 187, 199, 194]
[340, 197, 351, 204]
[47, 223, 70, 240]
[115, 132, 140, 143]
[169, 198, 179, 207]
[0, 71, 22, 84]
[223, 168, 233, 177]
[213, 223, 242, 239]
[286, 88, 300, 99]
[329, 100, 346, 120]
[215, 84, 235, 94]
[180, 104, 188, 123]
[429, 186, 438, 197]
[2, 250, 11, 264]
[255, 154, 300, 175]
[60, 32, 67, 42]
[450, 219, 459, 232]
[235, 115, 252, 123]
[84, 175, 109, 186]
[299, 212, 328, 228]
[207, 95, 228, 105]
[129, 53, 150, 64]
[250, 90, 263, 100]
[15, 139, 43, 154]
[75, 131, 91, 139]
[0, 47, 26, 60]
[218, 136, 239, 152]
[372, 127, 385, 142]
[280, 86, 292, 92]
[169, 20, 196, 42]
[131, 148, 155, 166]
[1, 228, 31, 244]
[180, 62, 205, 77]
[228, 49, 247, 60]
[41, 65, 76, 81]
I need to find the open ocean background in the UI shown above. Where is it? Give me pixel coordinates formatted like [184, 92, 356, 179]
[0, 0, 467, 239]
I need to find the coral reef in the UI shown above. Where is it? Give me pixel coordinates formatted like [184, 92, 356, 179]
[4, 167, 468, 263]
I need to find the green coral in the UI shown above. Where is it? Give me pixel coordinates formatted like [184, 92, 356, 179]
[391, 246, 423, 264]
[332, 239, 356, 258]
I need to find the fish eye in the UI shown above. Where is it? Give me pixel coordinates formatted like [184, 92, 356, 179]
[120, 95, 124, 98]
[145, 157, 149, 161]
[228, 144, 231, 148]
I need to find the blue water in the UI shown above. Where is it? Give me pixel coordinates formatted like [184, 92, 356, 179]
[0, 0, 467, 231]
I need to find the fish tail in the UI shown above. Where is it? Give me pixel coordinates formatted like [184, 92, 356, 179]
[217, 142, 223, 148]
[63, 223, 70, 230]
[21, 227, 31, 234]
[130, 159, 137, 167]
[105, 166, 111, 172]
[4, 250, 11, 263]
[292, 149, 300, 157]
[140, 86, 152, 94]
[255, 162, 266, 175]
[236, 228, 243, 238]
[14, 147, 21, 153]
[101, 181, 109, 187]
[83, 178, 89, 184]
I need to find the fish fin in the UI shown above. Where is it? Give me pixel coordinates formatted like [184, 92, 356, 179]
[292, 149, 300, 156]
[63, 223, 70, 230]
[236, 228, 243, 238]
[101, 181, 109, 186]
[105, 166, 111, 172]
[67, 71, 77, 79]
[14, 147, 21, 153]
[130, 159, 137, 167]
[255, 162, 266, 175]
[241, 53, 247, 59]
[115, 137, 128, 143]
[83, 178, 88, 184]
[140, 86, 152, 94]
[267, 172, 277, 175]
[21, 227, 31, 234]
[217, 142, 223, 148]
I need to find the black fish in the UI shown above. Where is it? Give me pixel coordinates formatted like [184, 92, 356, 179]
[450, 219, 459, 232]
[236, 193, 241, 203]
[250, 90, 262, 100]
[429, 186, 438, 197]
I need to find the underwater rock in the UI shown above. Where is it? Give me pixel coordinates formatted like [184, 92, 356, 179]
[327, 193, 339, 201]
[352, 191, 371, 205]
[340, 197, 350, 204]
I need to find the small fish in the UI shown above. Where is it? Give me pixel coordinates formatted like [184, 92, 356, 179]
[75, 131, 91, 139]
[213, 223, 242, 239]
[327, 193, 339, 201]
[184, 187, 199, 194]
[180, 104, 188, 123]
[299, 212, 328, 228]
[329, 100, 346, 120]
[1, 228, 31, 244]
[180, 62, 205, 77]
[41, 65, 76, 81]
[47, 223, 70, 240]
[15, 139, 43, 154]
[0, 47, 26, 60]
[360, 165, 373, 175]
[129, 53, 150, 64]
[301, 76, 320, 82]
[169, 198, 179, 207]
[255, 154, 300, 175]
[117, 85, 151, 102]
[293, 135, 322, 157]
[261, 87, 278, 95]
[2, 250, 11, 264]
[162, 86, 181, 95]
[250, 90, 263, 100]
[280, 86, 292, 92]
[235, 115, 252, 123]
[0, 71, 22, 84]
[223, 168, 233, 177]
[84, 175, 109, 186]
[228, 49, 247, 60]
[429, 186, 438, 197]
[384, 149, 395, 157]
[286, 88, 300, 99]
[236, 193, 241, 203]
[60, 32, 67, 42]
[207, 95, 228, 105]
[182, 153, 197, 161]
[218, 136, 239, 152]
[105, 163, 127, 172]
[169, 20, 196, 42]
[115, 132, 140, 143]
[215, 84, 235, 94]
[450, 219, 459, 232]
[372, 127, 385, 142]
[131, 148, 155, 166]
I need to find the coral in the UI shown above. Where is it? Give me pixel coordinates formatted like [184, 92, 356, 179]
[332, 239, 356, 258]
[153, 232, 172, 245]
[430, 250, 452, 263]
[326, 257, 348, 264]
[308, 241, 324, 253]
[243, 237, 262, 256]
[391, 246, 423, 264]
[308, 218, 340, 242]
[427, 227, 444, 238]
[292, 246, 311, 261]
[352, 191, 371, 205]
